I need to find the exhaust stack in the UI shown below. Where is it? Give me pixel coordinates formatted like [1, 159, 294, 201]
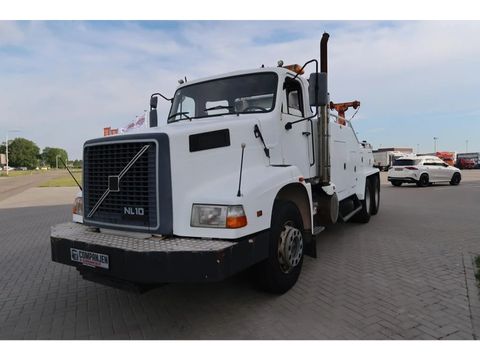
[318, 33, 330, 185]
[320, 33, 329, 73]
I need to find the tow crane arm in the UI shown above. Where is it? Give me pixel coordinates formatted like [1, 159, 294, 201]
[329, 100, 360, 126]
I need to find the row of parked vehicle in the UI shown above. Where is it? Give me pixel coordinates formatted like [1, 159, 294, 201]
[1, 166, 28, 171]
[387, 155, 462, 187]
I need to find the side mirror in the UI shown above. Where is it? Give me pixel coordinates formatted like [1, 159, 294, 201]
[308, 72, 328, 107]
[150, 96, 158, 109]
[149, 109, 158, 128]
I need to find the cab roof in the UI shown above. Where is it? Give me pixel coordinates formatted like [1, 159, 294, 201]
[175, 66, 300, 90]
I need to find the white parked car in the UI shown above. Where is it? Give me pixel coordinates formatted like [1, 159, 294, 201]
[387, 156, 461, 187]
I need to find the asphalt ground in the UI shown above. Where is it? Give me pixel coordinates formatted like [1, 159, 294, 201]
[0, 171, 480, 339]
[0, 170, 67, 202]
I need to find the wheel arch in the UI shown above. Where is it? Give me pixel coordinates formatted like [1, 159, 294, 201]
[273, 183, 312, 233]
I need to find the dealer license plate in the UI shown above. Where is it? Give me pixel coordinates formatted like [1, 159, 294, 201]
[70, 248, 109, 269]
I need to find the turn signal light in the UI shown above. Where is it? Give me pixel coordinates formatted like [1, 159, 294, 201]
[72, 196, 83, 216]
[226, 205, 248, 228]
[226, 215, 248, 229]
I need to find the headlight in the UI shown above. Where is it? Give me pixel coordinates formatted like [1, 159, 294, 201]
[72, 196, 83, 216]
[191, 204, 247, 229]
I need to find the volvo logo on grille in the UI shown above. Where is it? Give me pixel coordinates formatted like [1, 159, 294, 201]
[124, 207, 145, 216]
[108, 175, 120, 192]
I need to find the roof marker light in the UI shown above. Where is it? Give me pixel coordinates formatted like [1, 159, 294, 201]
[283, 64, 305, 75]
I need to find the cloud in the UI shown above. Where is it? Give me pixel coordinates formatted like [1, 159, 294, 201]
[1, 21, 480, 158]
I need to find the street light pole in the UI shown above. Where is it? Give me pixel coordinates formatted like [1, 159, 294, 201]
[433, 137, 438, 153]
[6, 132, 8, 175]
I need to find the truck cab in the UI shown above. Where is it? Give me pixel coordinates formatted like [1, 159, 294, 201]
[51, 33, 380, 294]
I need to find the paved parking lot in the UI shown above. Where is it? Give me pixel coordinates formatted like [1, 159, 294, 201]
[1, 171, 480, 339]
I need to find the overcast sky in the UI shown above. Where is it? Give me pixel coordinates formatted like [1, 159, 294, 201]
[1, 20, 480, 159]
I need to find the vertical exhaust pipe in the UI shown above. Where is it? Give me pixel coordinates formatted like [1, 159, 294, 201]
[320, 33, 329, 73]
[318, 33, 330, 185]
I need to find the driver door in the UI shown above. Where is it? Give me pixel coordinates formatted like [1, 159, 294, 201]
[280, 76, 313, 178]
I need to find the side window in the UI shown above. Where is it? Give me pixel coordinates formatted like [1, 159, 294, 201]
[284, 78, 304, 117]
[425, 159, 443, 166]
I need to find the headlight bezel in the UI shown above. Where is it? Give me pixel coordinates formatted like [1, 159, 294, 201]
[191, 204, 247, 229]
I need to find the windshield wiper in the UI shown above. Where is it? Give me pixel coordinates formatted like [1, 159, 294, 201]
[168, 111, 192, 122]
[204, 105, 234, 112]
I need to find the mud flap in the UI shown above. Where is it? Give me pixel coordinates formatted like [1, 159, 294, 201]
[303, 231, 317, 258]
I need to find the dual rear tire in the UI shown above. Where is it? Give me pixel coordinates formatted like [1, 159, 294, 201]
[353, 175, 380, 223]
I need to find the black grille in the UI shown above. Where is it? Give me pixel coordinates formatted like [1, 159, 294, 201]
[83, 140, 158, 230]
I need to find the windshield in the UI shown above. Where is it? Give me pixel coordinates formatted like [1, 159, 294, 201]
[393, 159, 420, 166]
[168, 72, 278, 122]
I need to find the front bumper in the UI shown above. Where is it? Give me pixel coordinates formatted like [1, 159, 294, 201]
[51, 223, 269, 285]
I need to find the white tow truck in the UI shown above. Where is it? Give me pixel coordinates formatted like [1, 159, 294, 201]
[51, 33, 380, 293]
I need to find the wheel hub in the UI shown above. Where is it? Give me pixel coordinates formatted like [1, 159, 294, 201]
[278, 224, 303, 273]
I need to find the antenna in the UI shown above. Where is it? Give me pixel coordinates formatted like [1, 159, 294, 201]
[237, 143, 246, 197]
[58, 157, 82, 191]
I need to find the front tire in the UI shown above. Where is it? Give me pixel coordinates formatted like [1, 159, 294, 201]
[255, 200, 304, 294]
[450, 172, 461, 185]
[417, 173, 429, 187]
[391, 180, 402, 187]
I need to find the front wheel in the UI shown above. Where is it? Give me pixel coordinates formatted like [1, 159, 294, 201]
[450, 172, 461, 185]
[391, 180, 402, 187]
[255, 200, 304, 294]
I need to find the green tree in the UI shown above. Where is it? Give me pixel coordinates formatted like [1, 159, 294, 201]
[72, 159, 83, 168]
[42, 147, 69, 168]
[8, 138, 40, 169]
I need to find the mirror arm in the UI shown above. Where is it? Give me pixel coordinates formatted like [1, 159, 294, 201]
[292, 59, 318, 81]
[151, 92, 173, 105]
[285, 113, 316, 130]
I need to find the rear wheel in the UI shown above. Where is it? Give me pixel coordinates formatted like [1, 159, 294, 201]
[450, 172, 461, 185]
[353, 180, 371, 223]
[370, 176, 380, 215]
[391, 180, 402, 187]
[417, 173, 429, 187]
[255, 200, 304, 294]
